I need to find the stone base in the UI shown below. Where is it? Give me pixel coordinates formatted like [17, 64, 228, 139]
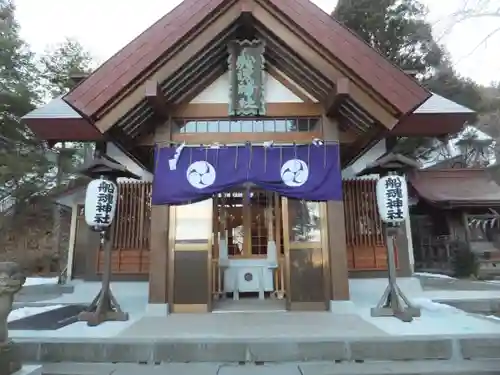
[329, 300, 357, 314]
[145, 303, 169, 317]
[13, 365, 42, 375]
[0, 341, 21, 375]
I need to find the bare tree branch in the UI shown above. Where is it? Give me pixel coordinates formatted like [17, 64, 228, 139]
[454, 25, 500, 65]
[438, 0, 500, 51]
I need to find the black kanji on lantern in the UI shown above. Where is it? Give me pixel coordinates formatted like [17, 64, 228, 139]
[384, 177, 404, 221]
[94, 181, 116, 225]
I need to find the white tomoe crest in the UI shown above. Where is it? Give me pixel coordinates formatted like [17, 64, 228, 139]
[376, 175, 408, 224]
[84, 179, 119, 229]
[186, 161, 216, 189]
[280, 159, 309, 187]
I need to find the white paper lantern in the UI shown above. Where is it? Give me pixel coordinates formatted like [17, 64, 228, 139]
[84, 179, 118, 230]
[376, 175, 408, 224]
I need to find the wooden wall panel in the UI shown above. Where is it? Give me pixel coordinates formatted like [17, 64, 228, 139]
[95, 181, 152, 275]
[90, 179, 395, 275]
[342, 179, 392, 271]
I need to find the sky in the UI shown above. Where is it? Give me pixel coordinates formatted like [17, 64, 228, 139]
[14, 0, 500, 86]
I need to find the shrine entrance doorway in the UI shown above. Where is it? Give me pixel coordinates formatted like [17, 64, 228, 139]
[211, 185, 287, 312]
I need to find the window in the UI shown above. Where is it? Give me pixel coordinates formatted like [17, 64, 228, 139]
[176, 118, 321, 133]
[174, 199, 213, 244]
[287, 199, 321, 242]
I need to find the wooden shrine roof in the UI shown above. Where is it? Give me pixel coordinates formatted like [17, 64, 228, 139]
[63, 0, 429, 121]
[409, 168, 500, 208]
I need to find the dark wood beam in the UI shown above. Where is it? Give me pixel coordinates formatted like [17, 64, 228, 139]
[265, 54, 326, 100]
[174, 64, 227, 104]
[160, 24, 237, 96]
[254, 23, 331, 88]
[267, 65, 314, 103]
[240, 0, 255, 28]
[164, 48, 227, 101]
[341, 125, 386, 167]
[325, 78, 350, 117]
[107, 128, 151, 171]
[338, 105, 373, 133]
[145, 80, 168, 118]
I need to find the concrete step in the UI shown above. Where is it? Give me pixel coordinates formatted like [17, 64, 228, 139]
[17, 335, 500, 363]
[40, 361, 500, 375]
[15, 365, 42, 375]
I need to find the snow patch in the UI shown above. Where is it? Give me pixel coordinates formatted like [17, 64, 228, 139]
[8, 305, 64, 322]
[411, 298, 461, 313]
[24, 277, 58, 286]
[414, 272, 456, 280]
[486, 315, 500, 321]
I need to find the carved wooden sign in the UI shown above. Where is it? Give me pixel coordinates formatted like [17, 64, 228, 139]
[228, 39, 266, 116]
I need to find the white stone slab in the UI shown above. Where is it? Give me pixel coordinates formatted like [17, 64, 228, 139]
[145, 303, 169, 317]
[13, 365, 42, 375]
[300, 360, 500, 375]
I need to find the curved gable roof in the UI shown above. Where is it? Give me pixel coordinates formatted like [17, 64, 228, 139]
[64, 0, 429, 121]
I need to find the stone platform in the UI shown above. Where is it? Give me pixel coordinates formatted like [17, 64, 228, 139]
[14, 365, 42, 375]
[40, 360, 500, 375]
[10, 278, 500, 368]
[16, 334, 500, 363]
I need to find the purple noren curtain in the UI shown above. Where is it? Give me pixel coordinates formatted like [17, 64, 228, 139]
[152, 144, 342, 205]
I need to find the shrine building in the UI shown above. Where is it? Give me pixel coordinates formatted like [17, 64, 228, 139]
[23, 0, 474, 314]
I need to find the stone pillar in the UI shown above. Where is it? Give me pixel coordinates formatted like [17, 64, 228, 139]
[0, 262, 26, 375]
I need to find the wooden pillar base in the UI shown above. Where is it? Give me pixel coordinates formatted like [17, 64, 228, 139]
[371, 229, 421, 322]
[78, 288, 129, 327]
[370, 283, 421, 322]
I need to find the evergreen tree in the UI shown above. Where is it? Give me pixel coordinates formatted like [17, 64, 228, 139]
[39, 37, 94, 99]
[333, 0, 488, 164]
[0, 0, 51, 205]
[0, 2, 95, 208]
[37, 38, 96, 172]
[423, 56, 484, 112]
[334, 0, 444, 75]
[37, 39, 96, 280]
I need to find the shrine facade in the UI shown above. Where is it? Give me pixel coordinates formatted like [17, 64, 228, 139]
[23, 0, 473, 313]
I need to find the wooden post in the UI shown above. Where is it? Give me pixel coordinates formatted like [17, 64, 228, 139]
[370, 172, 421, 322]
[322, 115, 350, 301]
[149, 117, 172, 306]
[78, 180, 129, 326]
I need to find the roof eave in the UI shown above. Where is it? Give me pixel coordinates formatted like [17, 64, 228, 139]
[425, 199, 500, 209]
[390, 111, 476, 137]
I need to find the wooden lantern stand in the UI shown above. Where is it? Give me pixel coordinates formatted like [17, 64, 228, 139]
[359, 153, 422, 322]
[78, 224, 129, 326]
[76, 151, 139, 327]
[370, 223, 421, 322]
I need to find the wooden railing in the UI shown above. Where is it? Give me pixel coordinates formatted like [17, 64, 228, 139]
[343, 179, 388, 270]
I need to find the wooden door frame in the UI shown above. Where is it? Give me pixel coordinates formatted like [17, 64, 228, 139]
[242, 187, 253, 257]
[281, 196, 292, 311]
[281, 197, 330, 311]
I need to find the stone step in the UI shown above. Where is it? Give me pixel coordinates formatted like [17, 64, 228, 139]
[40, 361, 500, 375]
[17, 335, 500, 363]
[15, 365, 42, 375]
